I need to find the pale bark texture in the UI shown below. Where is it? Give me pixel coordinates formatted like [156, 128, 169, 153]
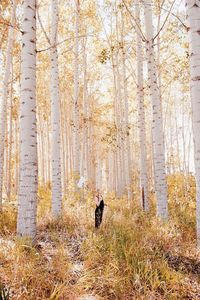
[186, 0, 200, 246]
[73, 0, 80, 175]
[111, 51, 123, 197]
[82, 36, 89, 182]
[0, 0, 16, 208]
[50, 0, 62, 217]
[17, 0, 38, 237]
[115, 50, 126, 196]
[116, 12, 126, 197]
[144, 0, 168, 219]
[7, 66, 14, 201]
[121, 8, 132, 200]
[136, 2, 149, 211]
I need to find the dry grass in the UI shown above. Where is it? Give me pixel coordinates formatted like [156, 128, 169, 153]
[0, 174, 200, 299]
[0, 205, 17, 236]
[80, 204, 182, 299]
[0, 217, 79, 299]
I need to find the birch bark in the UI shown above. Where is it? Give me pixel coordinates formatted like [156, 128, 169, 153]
[0, 0, 16, 208]
[17, 0, 38, 237]
[136, 1, 149, 211]
[121, 8, 132, 200]
[73, 0, 80, 176]
[50, 0, 62, 217]
[115, 50, 126, 196]
[111, 51, 123, 197]
[186, 0, 200, 245]
[144, 0, 168, 219]
[82, 36, 89, 181]
[7, 64, 14, 201]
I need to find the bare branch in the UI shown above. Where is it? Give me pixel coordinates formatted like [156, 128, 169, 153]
[36, 34, 92, 53]
[153, 0, 176, 40]
[160, 6, 188, 31]
[122, 0, 146, 42]
[36, 6, 51, 45]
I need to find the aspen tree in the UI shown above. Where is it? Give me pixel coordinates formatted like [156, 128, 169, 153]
[0, 0, 16, 208]
[73, 0, 80, 177]
[7, 65, 14, 201]
[186, 0, 200, 246]
[115, 8, 126, 197]
[115, 49, 126, 196]
[120, 6, 132, 200]
[82, 36, 89, 182]
[143, 0, 168, 219]
[136, 1, 149, 210]
[17, 0, 38, 237]
[50, 0, 62, 217]
[111, 49, 123, 197]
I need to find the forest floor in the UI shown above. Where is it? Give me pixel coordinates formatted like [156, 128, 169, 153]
[0, 178, 200, 299]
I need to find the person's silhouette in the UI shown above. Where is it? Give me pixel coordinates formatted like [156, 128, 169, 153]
[95, 189, 104, 228]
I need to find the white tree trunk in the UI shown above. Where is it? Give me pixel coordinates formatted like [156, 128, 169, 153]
[47, 122, 51, 183]
[108, 148, 114, 192]
[7, 67, 14, 201]
[14, 118, 19, 196]
[0, 0, 16, 208]
[89, 112, 96, 189]
[73, 0, 80, 176]
[186, 0, 200, 246]
[50, 0, 62, 217]
[144, 0, 168, 219]
[136, 1, 149, 211]
[121, 8, 132, 201]
[115, 51, 126, 196]
[112, 52, 123, 197]
[17, 0, 38, 237]
[82, 36, 89, 181]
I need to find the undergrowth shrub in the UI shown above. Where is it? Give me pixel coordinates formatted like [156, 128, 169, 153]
[0, 174, 198, 299]
[0, 207, 17, 235]
[168, 174, 196, 240]
[80, 201, 184, 299]
[40, 212, 79, 237]
[0, 284, 10, 300]
[37, 184, 51, 219]
[0, 219, 77, 299]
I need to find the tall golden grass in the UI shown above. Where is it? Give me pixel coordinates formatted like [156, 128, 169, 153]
[0, 174, 199, 299]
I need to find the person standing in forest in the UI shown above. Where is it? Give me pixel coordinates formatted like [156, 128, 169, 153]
[95, 189, 104, 228]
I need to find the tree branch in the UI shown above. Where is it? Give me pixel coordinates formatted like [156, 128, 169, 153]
[36, 6, 51, 45]
[153, 0, 177, 40]
[122, 0, 146, 42]
[36, 34, 92, 53]
[159, 5, 188, 31]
